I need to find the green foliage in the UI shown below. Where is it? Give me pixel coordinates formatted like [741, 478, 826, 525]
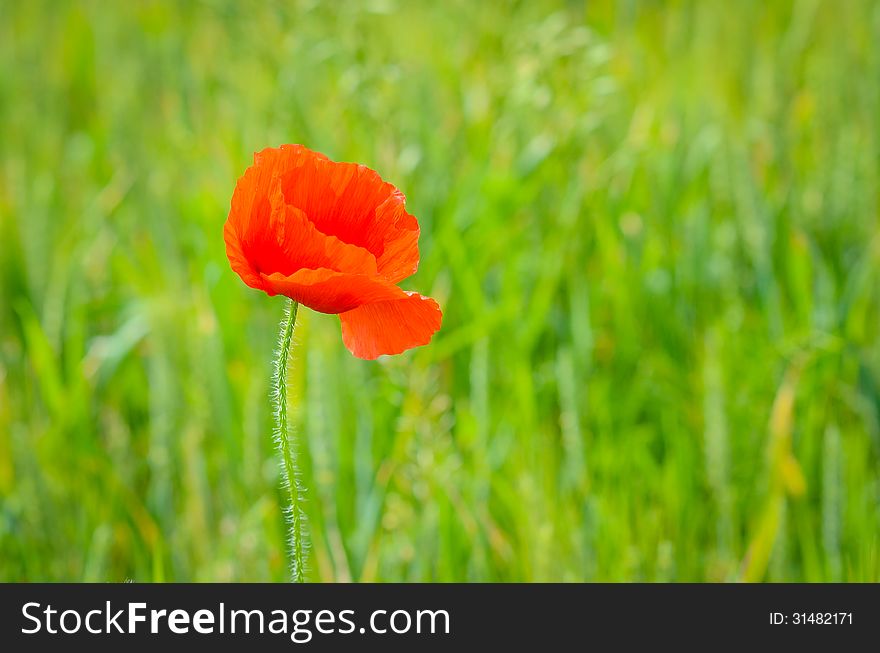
[1, 0, 878, 581]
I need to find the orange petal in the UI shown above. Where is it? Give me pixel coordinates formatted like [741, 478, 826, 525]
[225, 150, 379, 291]
[227, 145, 325, 243]
[275, 149, 420, 279]
[229, 191, 375, 270]
[373, 196, 420, 283]
[260, 268, 405, 314]
[229, 145, 421, 284]
[339, 293, 442, 359]
[224, 218, 267, 292]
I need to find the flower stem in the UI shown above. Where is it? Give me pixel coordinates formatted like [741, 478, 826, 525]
[273, 298, 307, 582]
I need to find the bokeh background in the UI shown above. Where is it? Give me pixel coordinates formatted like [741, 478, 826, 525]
[1, 0, 879, 582]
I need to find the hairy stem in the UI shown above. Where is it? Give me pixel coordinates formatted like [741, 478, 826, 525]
[273, 298, 307, 582]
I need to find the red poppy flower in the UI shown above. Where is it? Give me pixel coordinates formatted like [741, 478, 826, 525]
[224, 144, 442, 359]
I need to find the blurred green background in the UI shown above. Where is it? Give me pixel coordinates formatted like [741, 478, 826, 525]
[1, 0, 879, 582]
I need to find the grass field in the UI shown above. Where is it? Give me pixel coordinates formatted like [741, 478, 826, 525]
[1, 0, 879, 582]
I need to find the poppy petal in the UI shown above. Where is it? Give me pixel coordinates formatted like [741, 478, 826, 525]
[339, 293, 442, 359]
[278, 159, 391, 254]
[260, 268, 405, 314]
[227, 145, 324, 247]
[274, 149, 421, 279]
[373, 195, 420, 283]
[224, 218, 268, 292]
[226, 188, 377, 284]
